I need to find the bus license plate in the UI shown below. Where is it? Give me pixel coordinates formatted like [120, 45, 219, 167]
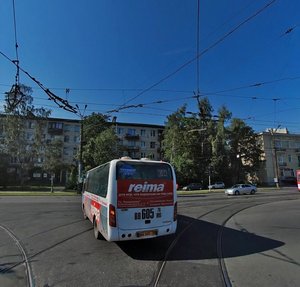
[136, 230, 158, 238]
[134, 208, 156, 220]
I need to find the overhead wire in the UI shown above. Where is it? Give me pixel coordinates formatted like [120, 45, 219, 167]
[12, 0, 19, 85]
[1, 1, 77, 115]
[107, 0, 276, 114]
[0, 50, 78, 114]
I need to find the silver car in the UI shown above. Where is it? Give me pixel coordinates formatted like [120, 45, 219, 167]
[225, 184, 257, 195]
[208, 181, 225, 189]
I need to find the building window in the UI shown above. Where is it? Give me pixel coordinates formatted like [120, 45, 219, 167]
[74, 125, 80, 132]
[140, 141, 146, 148]
[26, 133, 34, 140]
[118, 128, 124, 135]
[282, 141, 289, 148]
[49, 122, 63, 129]
[274, 140, 281, 148]
[141, 152, 146, 158]
[150, 142, 156, 149]
[148, 153, 155, 159]
[64, 124, 71, 132]
[278, 155, 285, 164]
[150, 130, 156, 137]
[64, 135, 70, 143]
[128, 128, 136, 135]
[74, 136, 80, 143]
[128, 141, 136, 147]
[28, 121, 34, 129]
[63, 147, 69, 156]
[140, 129, 146, 136]
[288, 155, 292, 163]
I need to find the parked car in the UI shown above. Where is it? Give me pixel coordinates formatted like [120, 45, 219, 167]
[208, 181, 225, 189]
[182, 183, 202, 191]
[225, 184, 257, 195]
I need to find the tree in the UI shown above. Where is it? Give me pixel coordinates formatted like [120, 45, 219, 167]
[163, 100, 214, 185]
[82, 112, 110, 142]
[163, 97, 262, 187]
[3, 84, 51, 185]
[81, 113, 119, 171]
[227, 118, 263, 184]
[0, 153, 10, 188]
[210, 106, 232, 184]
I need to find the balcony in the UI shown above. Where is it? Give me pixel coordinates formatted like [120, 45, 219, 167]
[278, 162, 287, 167]
[276, 148, 286, 152]
[125, 146, 140, 151]
[124, 134, 140, 140]
[48, 127, 63, 135]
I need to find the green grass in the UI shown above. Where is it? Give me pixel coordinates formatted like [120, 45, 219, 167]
[0, 191, 79, 196]
[177, 189, 224, 195]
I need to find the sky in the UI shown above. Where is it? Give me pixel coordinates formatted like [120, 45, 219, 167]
[1, 0, 300, 133]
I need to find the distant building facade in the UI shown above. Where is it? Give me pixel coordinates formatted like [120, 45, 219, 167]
[258, 128, 300, 185]
[0, 115, 164, 185]
[114, 122, 164, 160]
[0, 115, 81, 185]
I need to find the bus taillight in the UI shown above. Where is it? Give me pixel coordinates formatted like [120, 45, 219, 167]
[174, 202, 177, 221]
[109, 204, 117, 227]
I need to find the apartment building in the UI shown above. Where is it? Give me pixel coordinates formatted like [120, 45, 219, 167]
[114, 122, 164, 160]
[258, 128, 300, 185]
[0, 115, 81, 184]
[0, 115, 164, 184]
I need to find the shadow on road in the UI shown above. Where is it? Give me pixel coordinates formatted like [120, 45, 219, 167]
[117, 214, 284, 261]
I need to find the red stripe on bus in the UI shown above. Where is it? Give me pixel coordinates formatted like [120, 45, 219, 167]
[91, 200, 101, 210]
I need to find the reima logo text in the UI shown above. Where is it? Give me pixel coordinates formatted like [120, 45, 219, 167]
[128, 182, 165, 193]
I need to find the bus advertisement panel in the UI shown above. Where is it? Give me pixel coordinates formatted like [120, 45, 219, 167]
[82, 158, 177, 242]
[117, 179, 174, 208]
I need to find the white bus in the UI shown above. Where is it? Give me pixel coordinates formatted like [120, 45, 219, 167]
[82, 157, 177, 241]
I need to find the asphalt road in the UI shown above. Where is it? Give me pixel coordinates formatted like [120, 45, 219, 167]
[0, 188, 299, 287]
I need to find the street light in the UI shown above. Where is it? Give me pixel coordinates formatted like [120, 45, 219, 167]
[270, 125, 281, 189]
[76, 104, 87, 191]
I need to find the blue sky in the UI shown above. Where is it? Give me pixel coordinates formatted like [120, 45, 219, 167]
[1, 0, 300, 133]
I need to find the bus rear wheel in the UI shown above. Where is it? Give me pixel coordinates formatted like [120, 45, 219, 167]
[83, 205, 88, 220]
[93, 218, 101, 240]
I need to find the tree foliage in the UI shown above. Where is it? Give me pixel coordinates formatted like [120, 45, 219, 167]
[163, 97, 263, 186]
[2, 84, 51, 185]
[81, 113, 118, 171]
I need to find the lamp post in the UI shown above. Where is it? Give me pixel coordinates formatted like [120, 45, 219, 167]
[270, 126, 281, 189]
[76, 104, 87, 191]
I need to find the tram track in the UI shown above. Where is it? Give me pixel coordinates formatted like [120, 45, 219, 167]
[152, 203, 236, 287]
[0, 224, 33, 287]
[0, 221, 92, 287]
[152, 193, 300, 287]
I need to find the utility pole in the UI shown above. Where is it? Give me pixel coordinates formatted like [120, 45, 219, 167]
[76, 104, 87, 192]
[270, 126, 280, 189]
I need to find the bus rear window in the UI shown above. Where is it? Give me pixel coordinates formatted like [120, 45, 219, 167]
[116, 161, 173, 180]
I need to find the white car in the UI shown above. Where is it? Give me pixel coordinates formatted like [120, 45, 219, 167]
[225, 184, 257, 195]
[208, 182, 225, 189]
